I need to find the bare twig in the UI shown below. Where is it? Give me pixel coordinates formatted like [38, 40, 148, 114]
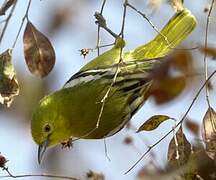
[119, 0, 128, 39]
[104, 139, 111, 161]
[0, 0, 17, 45]
[12, 0, 32, 49]
[1, 167, 78, 180]
[203, 0, 215, 107]
[96, 0, 107, 56]
[126, 2, 170, 47]
[125, 69, 216, 174]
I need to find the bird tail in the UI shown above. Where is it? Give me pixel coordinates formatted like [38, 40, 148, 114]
[124, 9, 197, 61]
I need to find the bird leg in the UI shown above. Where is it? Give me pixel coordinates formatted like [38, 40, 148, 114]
[61, 137, 73, 149]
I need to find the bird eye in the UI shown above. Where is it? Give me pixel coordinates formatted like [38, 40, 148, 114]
[44, 124, 51, 132]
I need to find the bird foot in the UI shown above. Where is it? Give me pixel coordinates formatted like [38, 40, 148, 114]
[61, 137, 73, 149]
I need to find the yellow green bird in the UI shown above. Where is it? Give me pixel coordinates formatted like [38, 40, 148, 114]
[31, 9, 196, 163]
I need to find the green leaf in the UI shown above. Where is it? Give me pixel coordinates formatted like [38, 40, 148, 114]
[0, 49, 19, 107]
[137, 115, 172, 132]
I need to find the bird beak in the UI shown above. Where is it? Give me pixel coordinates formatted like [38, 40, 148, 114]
[38, 137, 49, 164]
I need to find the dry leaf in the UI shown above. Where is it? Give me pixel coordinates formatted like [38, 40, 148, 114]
[200, 46, 216, 59]
[23, 21, 55, 78]
[150, 76, 186, 104]
[148, 51, 192, 105]
[0, 49, 19, 107]
[168, 0, 184, 12]
[202, 107, 216, 160]
[137, 115, 172, 132]
[86, 170, 104, 180]
[185, 118, 200, 136]
[0, 153, 7, 168]
[0, 0, 16, 16]
[167, 126, 191, 169]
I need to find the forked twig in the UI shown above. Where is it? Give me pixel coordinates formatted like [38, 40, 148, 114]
[125, 70, 216, 174]
[12, 0, 32, 49]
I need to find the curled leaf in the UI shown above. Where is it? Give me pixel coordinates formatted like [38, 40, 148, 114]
[0, 0, 16, 16]
[0, 49, 19, 107]
[202, 107, 216, 160]
[137, 115, 172, 132]
[23, 21, 55, 78]
[167, 126, 191, 169]
[168, 0, 184, 12]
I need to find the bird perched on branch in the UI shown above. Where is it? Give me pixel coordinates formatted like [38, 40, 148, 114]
[31, 9, 196, 163]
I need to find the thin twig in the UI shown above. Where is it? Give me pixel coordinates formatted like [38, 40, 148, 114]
[103, 139, 111, 161]
[126, 2, 170, 47]
[119, 0, 128, 39]
[95, 42, 115, 49]
[1, 167, 78, 180]
[96, 0, 107, 56]
[125, 69, 216, 174]
[0, 0, 17, 45]
[203, 0, 215, 108]
[12, 0, 32, 49]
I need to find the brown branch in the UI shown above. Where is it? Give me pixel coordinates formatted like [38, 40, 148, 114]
[125, 69, 216, 174]
[126, 2, 170, 47]
[1, 167, 79, 180]
[96, 0, 107, 56]
[203, 0, 215, 107]
[0, 0, 17, 45]
[12, 0, 32, 49]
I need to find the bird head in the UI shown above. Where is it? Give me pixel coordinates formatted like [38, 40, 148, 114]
[31, 95, 71, 164]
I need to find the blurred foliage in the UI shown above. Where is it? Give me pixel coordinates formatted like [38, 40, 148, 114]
[0, 0, 216, 180]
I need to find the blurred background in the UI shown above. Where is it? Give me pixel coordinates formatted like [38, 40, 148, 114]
[0, 0, 215, 179]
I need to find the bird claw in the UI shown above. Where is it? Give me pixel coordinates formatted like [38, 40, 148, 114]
[61, 137, 73, 149]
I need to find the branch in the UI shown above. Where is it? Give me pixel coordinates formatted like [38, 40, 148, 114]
[96, 0, 107, 56]
[0, 0, 17, 45]
[1, 167, 78, 180]
[12, 0, 32, 49]
[125, 69, 216, 174]
[203, 0, 215, 107]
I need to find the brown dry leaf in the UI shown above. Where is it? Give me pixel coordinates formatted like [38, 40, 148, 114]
[200, 46, 216, 59]
[138, 161, 165, 180]
[167, 126, 191, 169]
[207, 81, 214, 91]
[150, 76, 186, 104]
[0, 0, 16, 16]
[148, 50, 192, 105]
[0, 153, 7, 168]
[137, 115, 172, 132]
[23, 21, 55, 78]
[86, 170, 104, 180]
[202, 107, 216, 160]
[185, 118, 200, 136]
[168, 0, 184, 12]
[47, 5, 73, 34]
[0, 49, 19, 107]
[170, 51, 192, 73]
